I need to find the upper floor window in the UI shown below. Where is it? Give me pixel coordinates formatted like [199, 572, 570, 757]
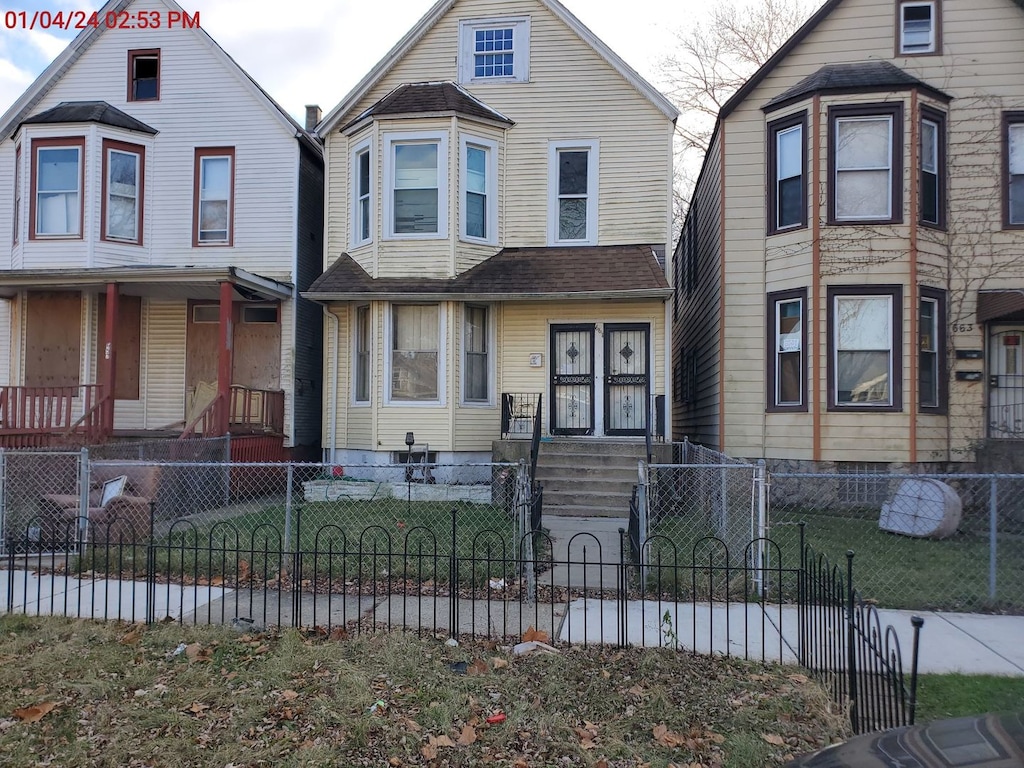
[128, 49, 160, 101]
[384, 132, 448, 239]
[1006, 112, 1024, 228]
[193, 147, 234, 246]
[767, 289, 807, 411]
[828, 285, 902, 411]
[767, 112, 806, 234]
[920, 108, 945, 228]
[829, 104, 903, 225]
[102, 139, 144, 245]
[12, 145, 20, 244]
[898, 1, 938, 55]
[458, 17, 530, 83]
[30, 137, 84, 239]
[352, 141, 372, 246]
[460, 135, 497, 244]
[548, 140, 598, 245]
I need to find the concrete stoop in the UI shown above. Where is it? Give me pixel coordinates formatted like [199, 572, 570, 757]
[534, 440, 649, 517]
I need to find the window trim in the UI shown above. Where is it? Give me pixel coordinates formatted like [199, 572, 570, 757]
[767, 111, 807, 234]
[918, 286, 947, 414]
[353, 304, 371, 405]
[457, 16, 531, 84]
[101, 138, 145, 246]
[462, 304, 494, 406]
[383, 131, 448, 240]
[127, 48, 160, 102]
[385, 303, 446, 406]
[29, 136, 85, 240]
[828, 103, 904, 225]
[459, 134, 498, 245]
[192, 147, 235, 247]
[896, 0, 940, 56]
[767, 288, 808, 412]
[547, 139, 599, 246]
[919, 106, 945, 229]
[351, 139, 372, 248]
[1003, 111, 1024, 229]
[827, 284, 903, 412]
[12, 144, 20, 245]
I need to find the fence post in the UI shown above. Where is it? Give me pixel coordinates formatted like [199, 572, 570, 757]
[449, 507, 458, 638]
[78, 448, 90, 545]
[637, 460, 649, 587]
[0, 448, 5, 557]
[754, 460, 768, 595]
[989, 477, 998, 602]
[846, 550, 859, 734]
[288, 464, 302, 629]
[908, 615, 924, 725]
[618, 527, 627, 648]
[797, 521, 806, 667]
[145, 500, 156, 625]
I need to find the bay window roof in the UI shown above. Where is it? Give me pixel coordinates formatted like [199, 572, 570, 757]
[20, 100, 157, 134]
[344, 81, 513, 132]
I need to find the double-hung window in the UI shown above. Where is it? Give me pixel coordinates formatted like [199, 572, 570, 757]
[352, 140, 372, 246]
[548, 140, 598, 245]
[385, 132, 447, 238]
[920, 108, 945, 227]
[12, 145, 20, 244]
[919, 287, 945, 411]
[457, 17, 530, 83]
[102, 139, 144, 244]
[31, 137, 84, 239]
[390, 304, 441, 403]
[460, 136, 497, 243]
[767, 112, 806, 233]
[354, 305, 371, 403]
[898, 1, 938, 55]
[463, 305, 490, 403]
[128, 49, 160, 101]
[829, 104, 903, 224]
[193, 148, 234, 245]
[767, 289, 807, 410]
[828, 285, 902, 410]
[1006, 113, 1024, 228]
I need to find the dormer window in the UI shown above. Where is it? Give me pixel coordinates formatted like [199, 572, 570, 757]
[458, 17, 530, 83]
[898, 1, 938, 55]
[128, 49, 160, 101]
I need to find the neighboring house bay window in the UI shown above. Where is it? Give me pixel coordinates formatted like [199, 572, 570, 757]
[767, 112, 806, 233]
[31, 137, 84, 238]
[828, 285, 902, 410]
[898, 1, 938, 55]
[12, 144, 20, 244]
[829, 104, 903, 224]
[385, 133, 448, 238]
[548, 140, 598, 245]
[461, 136, 497, 243]
[354, 304, 370, 403]
[920, 108, 945, 228]
[1006, 113, 1024, 228]
[457, 17, 530, 83]
[102, 139, 144, 244]
[767, 289, 807, 410]
[463, 305, 490, 403]
[919, 287, 946, 412]
[193, 148, 234, 245]
[352, 141, 371, 246]
[390, 304, 441, 402]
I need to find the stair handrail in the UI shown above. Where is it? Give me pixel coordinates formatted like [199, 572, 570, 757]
[529, 392, 543, 481]
[180, 392, 225, 439]
[62, 386, 113, 443]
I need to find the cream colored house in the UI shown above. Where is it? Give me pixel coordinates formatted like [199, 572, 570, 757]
[673, 0, 1024, 471]
[0, 0, 324, 459]
[307, 0, 678, 467]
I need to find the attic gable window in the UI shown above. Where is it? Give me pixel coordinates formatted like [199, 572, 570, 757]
[458, 17, 530, 83]
[128, 49, 160, 101]
[898, 1, 938, 55]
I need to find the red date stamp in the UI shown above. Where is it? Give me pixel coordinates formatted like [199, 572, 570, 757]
[3, 8, 200, 31]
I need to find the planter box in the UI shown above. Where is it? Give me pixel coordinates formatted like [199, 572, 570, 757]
[302, 479, 491, 504]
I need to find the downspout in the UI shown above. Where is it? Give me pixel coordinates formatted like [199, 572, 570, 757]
[812, 95, 822, 463]
[322, 305, 339, 465]
[909, 91, 919, 464]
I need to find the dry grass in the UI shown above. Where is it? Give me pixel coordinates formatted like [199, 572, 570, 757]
[0, 615, 849, 767]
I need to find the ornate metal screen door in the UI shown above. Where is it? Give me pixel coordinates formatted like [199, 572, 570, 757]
[605, 324, 649, 435]
[989, 327, 1024, 438]
[550, 325, 595, 435]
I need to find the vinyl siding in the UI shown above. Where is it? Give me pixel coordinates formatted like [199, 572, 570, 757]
[143, 299, 186, 430]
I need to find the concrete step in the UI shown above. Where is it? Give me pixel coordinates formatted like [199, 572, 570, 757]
[534, 476, 636, 495]
[542, 501, 631, 518]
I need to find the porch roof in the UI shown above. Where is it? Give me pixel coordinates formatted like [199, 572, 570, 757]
[303, 245, 672, 302]
[0, 266, 292, 301]
[978, 289, 1024, 323]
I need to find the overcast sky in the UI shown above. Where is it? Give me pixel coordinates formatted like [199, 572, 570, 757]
[0, 0, 700, 122]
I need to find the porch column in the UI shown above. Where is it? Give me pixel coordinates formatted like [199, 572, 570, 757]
[216, 281, 234, 436]
[101, 283, 119, 434]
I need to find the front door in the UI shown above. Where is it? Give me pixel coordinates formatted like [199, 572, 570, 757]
[604, 324, 650, 436]
[550, 324, 594, 435]
[988, 326, 1024, 437]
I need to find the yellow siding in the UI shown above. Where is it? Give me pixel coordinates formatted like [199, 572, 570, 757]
[144, 300, 186, 430]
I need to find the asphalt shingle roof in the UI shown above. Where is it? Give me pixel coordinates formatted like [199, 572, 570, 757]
[21, 100, 158, 134]
[763, 61, 950, 112]
[344, 82, 513, 131]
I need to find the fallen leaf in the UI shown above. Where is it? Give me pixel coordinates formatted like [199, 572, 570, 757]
[279, 690, 299, 702]
[467, 658, 489, 676]
[119, 626, 144, 645]
[705, 731, 726, 744]
[457, 724, 477, 745]
[185, 643, 211, 662]
[595, 760, 610, 768]
[186, 702, 210, 715]
[522, 626, 550, 643]
[627, 684, 645, 697]
[762, 733, 786, 746]
[653, 723, 686, 748]
[420, 743, 437, 760]
[787, 673, 811, 685]
[601, 668, 611, 679]
[491, 657, 509, 670]
[329, 626, 349, 642]
[13, 701, 55, 723]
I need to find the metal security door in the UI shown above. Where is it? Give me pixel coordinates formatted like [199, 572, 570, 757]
[988, 327, 1024, 438]
[605, 324, 649, 435]
[550, 324, 595, 435]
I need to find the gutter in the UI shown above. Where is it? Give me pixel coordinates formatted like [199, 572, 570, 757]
[302, 288, 675, 302]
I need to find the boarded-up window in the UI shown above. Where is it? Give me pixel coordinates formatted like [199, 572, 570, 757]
[25, 291, 81, 388]
[96, 294, 142, 400]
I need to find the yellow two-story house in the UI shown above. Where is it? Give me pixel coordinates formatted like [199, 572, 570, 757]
[307, 0, 678, 468]
[673, 0, 1024, 473]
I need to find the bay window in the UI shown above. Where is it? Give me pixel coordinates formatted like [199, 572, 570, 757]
[102, 139, 144, 244]
[829, 104, 902, 224]
[31, 137, 84, 238]
[829, 285, 902, 410]
[767, 113, 806, 233]
[390, 304, 441, 402]
[385, 132, 448, 238]
[1006, 113, 1024, 228]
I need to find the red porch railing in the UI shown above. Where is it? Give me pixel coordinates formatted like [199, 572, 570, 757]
[180, 385, 284, 440]
[0, 385, 109, 448]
